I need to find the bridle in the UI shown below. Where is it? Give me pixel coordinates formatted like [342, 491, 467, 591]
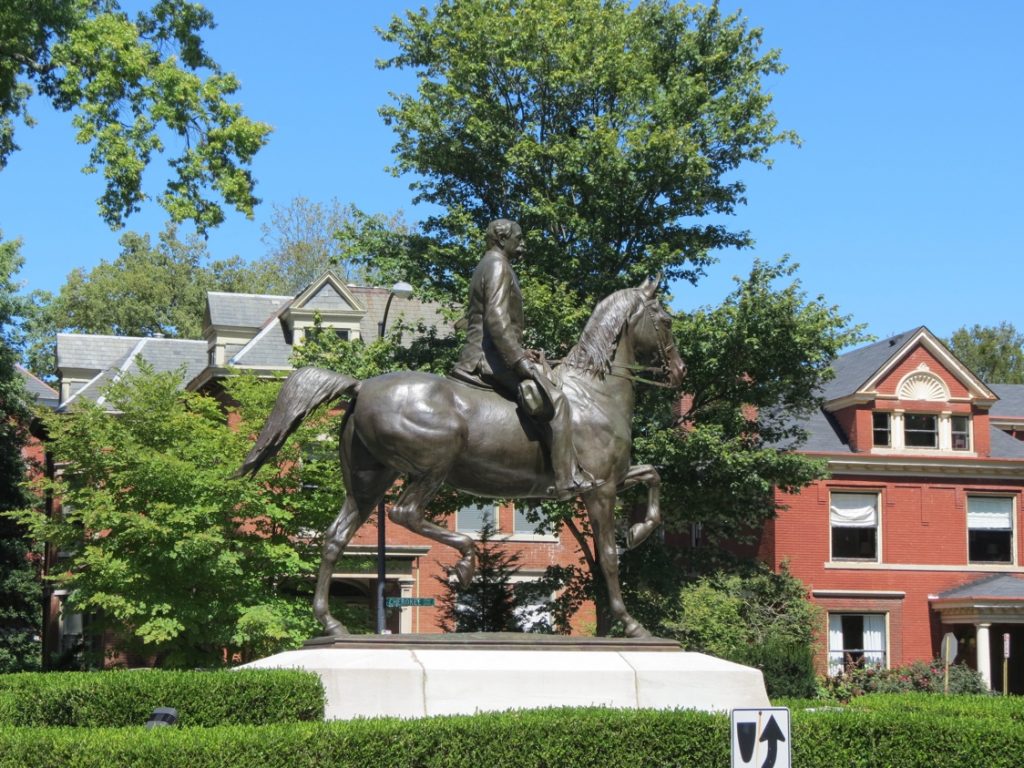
[608, 297, 681, 389]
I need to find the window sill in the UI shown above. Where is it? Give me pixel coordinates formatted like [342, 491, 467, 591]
[871, 448, 976, 458]
[456, 531, 560, 543]
[826, 562, 1023, 572]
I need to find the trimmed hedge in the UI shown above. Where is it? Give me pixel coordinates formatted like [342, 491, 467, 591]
[845, 692, 1024, 721]
[0, 705, 1023, 767]
[0, 670, 324, 726]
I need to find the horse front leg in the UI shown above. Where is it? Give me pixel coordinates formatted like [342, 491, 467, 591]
[618, 464, 662, 550]
[585, 488, 650, 639]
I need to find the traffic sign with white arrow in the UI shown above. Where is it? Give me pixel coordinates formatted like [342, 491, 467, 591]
[731, 708, 790, 768]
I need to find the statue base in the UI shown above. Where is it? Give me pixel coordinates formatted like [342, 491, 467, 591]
[241, 633, 770, 720]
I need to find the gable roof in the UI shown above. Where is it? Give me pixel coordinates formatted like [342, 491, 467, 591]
[823, 327, 998, 409]
[990, 384, 1024, 418]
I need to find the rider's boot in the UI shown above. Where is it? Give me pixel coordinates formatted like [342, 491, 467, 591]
[545, 392, 605, 500]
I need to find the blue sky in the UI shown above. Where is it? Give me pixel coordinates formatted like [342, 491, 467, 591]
[3, 2, 1022, 342]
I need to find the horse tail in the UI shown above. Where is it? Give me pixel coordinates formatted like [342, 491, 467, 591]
[235, 367, 360, 478]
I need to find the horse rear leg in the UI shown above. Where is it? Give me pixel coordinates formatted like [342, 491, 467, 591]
[389, 475, 478, 587]
[618, 464, 662, 550]
[313, 467, 398, 636]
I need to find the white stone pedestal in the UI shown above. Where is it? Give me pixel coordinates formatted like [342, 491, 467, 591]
[241, 634, 770, 720]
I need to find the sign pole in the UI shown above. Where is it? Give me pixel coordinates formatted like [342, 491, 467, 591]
[1004, 632, 1011, 696]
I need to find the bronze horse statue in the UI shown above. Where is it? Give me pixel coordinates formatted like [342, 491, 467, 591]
[238, 276, 685, 638]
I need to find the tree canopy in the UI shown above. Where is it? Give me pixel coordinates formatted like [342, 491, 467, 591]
[1, 0, 271, 231]
[378, 0, 796, 331]
[947, 322, 1024, 385]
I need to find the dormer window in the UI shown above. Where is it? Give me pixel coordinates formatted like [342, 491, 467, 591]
[904, 414, 938, 448]
[872, 412, 891, 447]
[870, 410, 973, 453]
[951, 415, 971, 451]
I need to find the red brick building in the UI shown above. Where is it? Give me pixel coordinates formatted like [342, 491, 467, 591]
[761, 327, 1024, 690]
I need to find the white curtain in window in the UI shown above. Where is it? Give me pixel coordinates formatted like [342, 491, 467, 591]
[827, 614, 844, 675]
[830, 493, 878, 528]
[863, 614, 885, 666]
[967, 496, 1013, 530]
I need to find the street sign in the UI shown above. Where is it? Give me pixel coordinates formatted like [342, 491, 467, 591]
[1004, 632, 1011, 659]
[385, 597, 436, 608]
[731, 708, 790, 768]
[941, 632, 958, 664]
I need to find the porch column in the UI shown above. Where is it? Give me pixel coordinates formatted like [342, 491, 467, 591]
[976, 622, 992, 690]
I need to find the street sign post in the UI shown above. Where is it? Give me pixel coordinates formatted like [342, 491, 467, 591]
[731, 708, 790, 768]
[941, 632, 958, 694]
[1004, 632, 1011, 696]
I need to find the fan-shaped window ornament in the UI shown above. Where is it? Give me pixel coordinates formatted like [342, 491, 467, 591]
[897, 371, 948, 401]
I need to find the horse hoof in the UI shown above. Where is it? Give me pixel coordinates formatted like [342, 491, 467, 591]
[453, 553, 477, 588]
[624, 620, 651, 639]
[322, 618, 349, 637]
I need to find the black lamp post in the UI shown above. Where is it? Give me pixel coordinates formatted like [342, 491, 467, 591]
[376, 281, 413, 634]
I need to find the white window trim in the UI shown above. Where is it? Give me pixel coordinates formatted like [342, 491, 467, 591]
[871, 409, 976, 457]
[966, 494, 1016, 566]
[829, 490, 882, 563]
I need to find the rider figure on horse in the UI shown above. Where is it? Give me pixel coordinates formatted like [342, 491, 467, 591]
[450, 218, 601, 500]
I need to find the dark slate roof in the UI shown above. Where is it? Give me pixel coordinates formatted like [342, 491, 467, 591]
[790, 407, 851, 454]
[355, 286, 449, 341]
[17, 366, 59, 411]
[230, 319, 292, 368]
[937, 574, 1024, 600]
[822, 328, 924, 401]
[57, 333, 143, 371]
[990, 384, 1024, 417]
[59, 337, 207, 411]
[989, 426, 1024, 459]
[206, 292, 292, 328]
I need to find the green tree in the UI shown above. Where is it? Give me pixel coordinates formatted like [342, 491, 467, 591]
[22, 223, 265, 376]
[435, 520, 525, 632]
[0, 235, 42, 671]
[369, 1, 866, 634]
[2, 0, 271, 231]
[9, 366, 341, 667]
[378, 0, 796, 335]
[641, 258, 866, 548]
[947, 322, 1024, 385]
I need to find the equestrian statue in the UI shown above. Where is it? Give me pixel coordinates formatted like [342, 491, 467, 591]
[237, 220, 686, 638]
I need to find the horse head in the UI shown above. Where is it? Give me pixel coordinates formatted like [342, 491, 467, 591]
[630, 274, 686, 389]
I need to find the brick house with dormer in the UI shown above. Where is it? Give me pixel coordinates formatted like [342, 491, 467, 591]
[761, 327, 1024, 690]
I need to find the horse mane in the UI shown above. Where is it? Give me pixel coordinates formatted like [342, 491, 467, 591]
[561, 287, 643, 376]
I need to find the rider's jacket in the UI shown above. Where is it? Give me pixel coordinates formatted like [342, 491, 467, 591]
[451, 249, 529, 395]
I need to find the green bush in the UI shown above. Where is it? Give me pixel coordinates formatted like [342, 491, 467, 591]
[0, 706, 1022, 768]
[820, 659, 987, 701]
[739, 637, 817, 699]
[845, 692, 1024, 720]
[0, 669, 323, 726]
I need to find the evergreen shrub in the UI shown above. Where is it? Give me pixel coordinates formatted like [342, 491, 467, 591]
[0, 669, 323, 726]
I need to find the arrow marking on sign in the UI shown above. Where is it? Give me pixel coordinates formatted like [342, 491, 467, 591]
[758, 715, 786, 768]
